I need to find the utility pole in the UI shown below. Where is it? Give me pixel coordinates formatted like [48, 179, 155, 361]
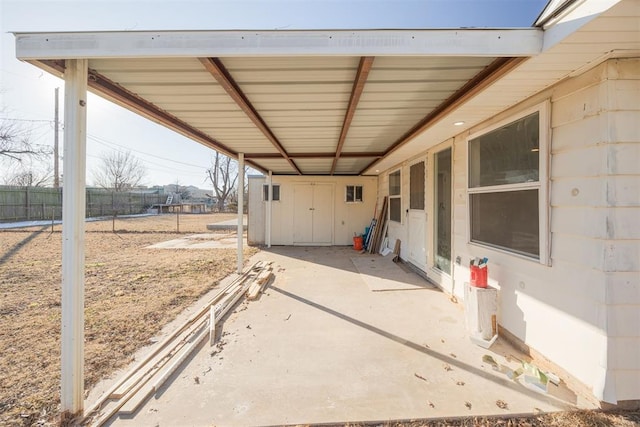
[54, 87, 60, 188]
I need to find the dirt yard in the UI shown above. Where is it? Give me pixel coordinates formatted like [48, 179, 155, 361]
[0, 213, 257, 426]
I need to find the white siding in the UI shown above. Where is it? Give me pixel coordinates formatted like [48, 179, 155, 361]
[380, 58, 640, 404]
[248, 175, 377, 246]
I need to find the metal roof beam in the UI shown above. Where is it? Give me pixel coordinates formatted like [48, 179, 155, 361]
[34, 59, 267, 174]
[360, 57, 527, 174]
[330, 56, 374, 175]
[199, 57, 302, 175]
[15, 29, 543, 60]
[248, 151, 383, 159]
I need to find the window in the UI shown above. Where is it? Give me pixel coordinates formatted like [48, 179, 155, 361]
[345, 185, 363, 202]
[263, 184, 280, 201]
[468, 104, 548, 261]
[389, 170, 401, 222]
[410, 161, 425, 210]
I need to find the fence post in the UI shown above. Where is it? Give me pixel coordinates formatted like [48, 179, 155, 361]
[86, 190, 91, 218]
[26, 186, 31, 221]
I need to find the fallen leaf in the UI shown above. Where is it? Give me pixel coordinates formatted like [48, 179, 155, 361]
[427, 401, 435, 408]
[450, 353, 457, 358]
[465, 401, 472, 410]
[496, 399, 508, 409]
[194, 376, 200, 385]
[456, 381, 465, 386]
[443, 363, 452, 372]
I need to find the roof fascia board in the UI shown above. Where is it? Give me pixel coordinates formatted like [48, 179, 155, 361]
[540, 0, 623, 50]
[15, 29, 542, 60]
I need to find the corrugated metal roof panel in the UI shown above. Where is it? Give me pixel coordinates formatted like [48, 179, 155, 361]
[294, 159, 334, 174]
[252, 158, 298, 174]
[334, 158, 379, 174]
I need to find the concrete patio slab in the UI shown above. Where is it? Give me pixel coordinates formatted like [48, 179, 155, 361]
[106, 246, 581, 427]
[146, 233, 245, 249]
[351, 255, 435, 292]
[207, 215, 247, 232]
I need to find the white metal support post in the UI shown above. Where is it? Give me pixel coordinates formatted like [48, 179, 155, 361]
[237, 153, 244, 274]
[266, 171, 272, 248]
[61, 59, 88, 420]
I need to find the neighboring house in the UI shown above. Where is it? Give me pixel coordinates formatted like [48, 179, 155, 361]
[15, 0, 638, 414]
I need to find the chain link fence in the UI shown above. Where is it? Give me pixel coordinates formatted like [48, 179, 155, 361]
[0, 186, 167, 223]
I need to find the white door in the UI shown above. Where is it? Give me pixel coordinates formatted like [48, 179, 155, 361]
[293, 184, 313, 243]
[312, 184, 333, 244]
[293, 183, 333, 245]
[408, 161, 427, 270]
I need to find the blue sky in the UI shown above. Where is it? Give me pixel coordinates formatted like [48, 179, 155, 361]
[0, 0, 548, 187]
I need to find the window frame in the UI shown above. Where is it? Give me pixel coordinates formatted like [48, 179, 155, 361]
[466, 101, 550, 264]
[345, 185, 363, 203]
[262, 183, 280, 202]
[388, 169, 402, 223]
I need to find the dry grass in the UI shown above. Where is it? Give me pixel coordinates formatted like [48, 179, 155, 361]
[334, 409, 640, 426]
[0, 213, 256, 426]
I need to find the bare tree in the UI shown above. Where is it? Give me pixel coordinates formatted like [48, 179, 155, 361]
[172, 179, 191, 201]
[3, 161, 53, 187]
[205, 152, 238, 212]
[93, 150, 146, 191]
[0, 119, 47, 161]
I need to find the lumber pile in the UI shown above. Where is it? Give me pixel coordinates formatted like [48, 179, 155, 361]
[365, 196, 388, 254]
[84, 261, 273, 426]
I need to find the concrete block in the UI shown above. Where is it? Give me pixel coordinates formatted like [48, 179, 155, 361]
[607, 111, 640, 143]
[551, 207, 607, 239]
[551, 82, 605, 128]
[606, 176, 640, 207]
[607, 208, 640, 239]
[551, 145, 605, 178]
[604, 240, 640, 272]
[607, 143, 640, 176]
[610, 337, 640, 370]
[551, 114, 607, 152]
[607, 306, 640, 337]
[551, 233, 604, 269]
[606, 272, 640, 305]
[609, 80, 640, 111]
[551, 177, 606, 208]
[614, 370, 640, 401]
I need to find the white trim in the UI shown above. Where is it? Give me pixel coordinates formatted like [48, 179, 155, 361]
[237, 153, 244, 274]
[266, 171, 272, 249]
[466, 100, 550, 265]
[388, 168, 402, 224]
[14, 29, 543, 60]
[430, 143, 454, 280]
[345, 185, 364, 203]
[61, 58, 88, 416]
[540, 0, 622, 48]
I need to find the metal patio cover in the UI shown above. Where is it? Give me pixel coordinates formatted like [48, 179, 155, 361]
[14, 0, 639, 175]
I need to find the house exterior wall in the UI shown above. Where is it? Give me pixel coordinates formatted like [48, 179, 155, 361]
[248, 175, 378, 246]
[377, 58, 639, 404]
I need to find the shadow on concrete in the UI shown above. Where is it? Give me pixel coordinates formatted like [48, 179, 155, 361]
[271, 285, 574, 410]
